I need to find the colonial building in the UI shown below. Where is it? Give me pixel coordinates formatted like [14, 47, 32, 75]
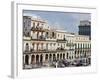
[23, 16, 91, 69]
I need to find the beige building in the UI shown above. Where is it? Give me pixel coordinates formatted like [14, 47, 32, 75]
[23, 16, 91, 68]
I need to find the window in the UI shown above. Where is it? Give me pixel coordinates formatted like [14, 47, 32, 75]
[37, 22, 39, 26]
[52, 32, 55, 37]
[58, 43, 59, 46]
[54, 43, 56, 46]
[33, 22, 35, 27]
[25, 43, 29, 51]
[50, 43, 52, 46]
[58, 34, 59, 37]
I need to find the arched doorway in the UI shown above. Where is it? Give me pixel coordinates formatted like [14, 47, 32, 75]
[25, 55, 29, 65]
[63, 54, 65, 59]
[49, 54, 52, 61]
[45, 54, 48, 61]
[31, 55, 35, 64]
[36, 55, 39, 63]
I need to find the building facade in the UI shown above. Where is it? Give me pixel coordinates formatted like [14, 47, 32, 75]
[23, 16, 91, 69]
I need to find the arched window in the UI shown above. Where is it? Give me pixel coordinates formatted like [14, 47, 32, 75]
[25, 43, 29, 52]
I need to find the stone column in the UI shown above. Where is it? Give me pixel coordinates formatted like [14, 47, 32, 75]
[34, 43, 37, 51]
[38, 54, 40, 63]
[42, 43, 43, 50]
[43, 54, 45, 63]
[23, 55, 25, 65]
[65, 53, 67, 60]
[34, 55, 36, 64]
[29, 55, 31, 65]
[37, 32, 39, 39]
[62, 53, 63, 60]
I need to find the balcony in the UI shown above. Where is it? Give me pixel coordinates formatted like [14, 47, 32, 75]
[67, 43, 75, 47]
[56, 47, 67, 52]
[31, 35, 46, 41]
[56, 38, 67, 43]
[31, 26, 48, 32]
[30, 49, 57, 53]
[24, 49, 31, 54]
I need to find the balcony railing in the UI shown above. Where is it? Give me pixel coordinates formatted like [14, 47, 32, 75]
[67, 43, 75, 46]
[31, 35, 46, 41]
[30, 49, 57, 53]
[24, 48, 68, 53]
[31, 26, 48, 32]
[56, 38, 67, 42]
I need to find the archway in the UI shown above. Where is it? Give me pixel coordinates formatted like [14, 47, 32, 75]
[36, 55, 39, 63]
[49, 54, 52, 61]
[25, 55, 29, 65]
[45, 54, 48, 61]
[31, 55, 35, 64]
[63, 54, 65, 59]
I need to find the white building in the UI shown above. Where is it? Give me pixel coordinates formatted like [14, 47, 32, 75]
[23, 16, 91, 68]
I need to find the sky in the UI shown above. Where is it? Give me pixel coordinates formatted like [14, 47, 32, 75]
[23, 10, 91, 34]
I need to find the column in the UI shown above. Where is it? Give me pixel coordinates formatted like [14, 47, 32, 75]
[51, 54, 53, 61]
[48, 54, 50, 61]
[62, 53, 63, 60]
[34, 43, 37, 51]
[39, 54, 40, 63]
[41, 43, 43, 50]
[43, 32, 46, 39]
[38, 43, 41, 51]
[43, 54, 45, 63]
[35, 32, 37, 39]
[65, 53, 66, 60]
[28, 55, 31, 65]
[34, 55, 36, 64]
[39, 32, 41, 39]
[37, 43, 39, 51]
[37, 32, 39, 39]
[23, 55, 25, 65]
